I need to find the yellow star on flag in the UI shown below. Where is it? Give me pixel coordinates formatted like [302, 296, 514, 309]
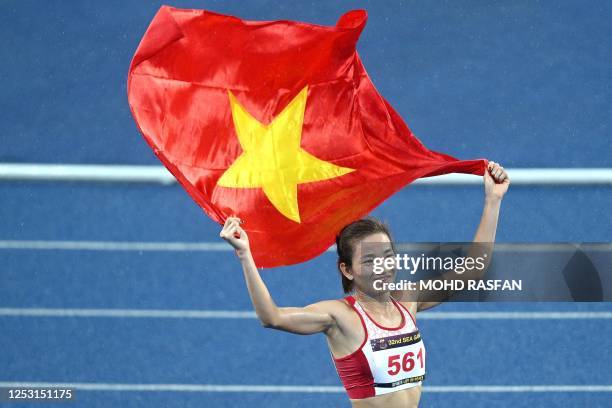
[217, 86, 355, 223]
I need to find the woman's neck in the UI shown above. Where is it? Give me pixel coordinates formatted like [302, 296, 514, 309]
[353, 290, 395, 314]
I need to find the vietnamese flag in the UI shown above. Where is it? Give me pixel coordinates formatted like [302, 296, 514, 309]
[127, 6, 486, 267]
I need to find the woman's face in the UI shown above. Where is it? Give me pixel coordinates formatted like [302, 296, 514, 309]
[349, 232, 396, 295]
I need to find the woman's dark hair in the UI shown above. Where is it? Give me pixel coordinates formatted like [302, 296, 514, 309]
[336, 217, 393, 294]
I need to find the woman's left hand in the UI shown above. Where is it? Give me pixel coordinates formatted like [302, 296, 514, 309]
[484, 161, 510, 199]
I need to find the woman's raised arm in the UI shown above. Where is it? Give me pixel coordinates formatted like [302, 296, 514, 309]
[220, 217, 338, 335]
[416, 161, 510, 311]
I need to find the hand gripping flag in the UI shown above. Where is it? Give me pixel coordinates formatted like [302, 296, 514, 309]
[127, 6, 486, 267]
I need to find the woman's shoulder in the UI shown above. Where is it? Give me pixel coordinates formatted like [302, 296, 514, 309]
[307, 297, 356, 320]
[311, 297, 353, 311]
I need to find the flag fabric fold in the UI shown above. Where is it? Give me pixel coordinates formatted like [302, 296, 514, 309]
[127, 6, 486, 267]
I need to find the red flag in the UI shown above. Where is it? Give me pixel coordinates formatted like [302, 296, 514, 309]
[127, 6, 486, 267]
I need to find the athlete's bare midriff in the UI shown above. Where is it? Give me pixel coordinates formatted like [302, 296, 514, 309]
[350, 385, 421, 408]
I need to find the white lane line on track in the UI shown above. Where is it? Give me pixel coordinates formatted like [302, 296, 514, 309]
[1, 241, 610, 252]
[0, 382, 611, 393]
[1, 163, 611, 185]
[0, 240, 233, 251]
[0, 308, 611, 319]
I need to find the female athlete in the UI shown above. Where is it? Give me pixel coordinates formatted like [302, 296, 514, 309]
[220, 161, 510, 407]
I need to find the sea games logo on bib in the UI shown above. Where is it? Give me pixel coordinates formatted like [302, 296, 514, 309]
[371, 331, 422, 352]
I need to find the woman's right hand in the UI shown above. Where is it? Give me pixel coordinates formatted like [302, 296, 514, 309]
[219, 216, 250, 256]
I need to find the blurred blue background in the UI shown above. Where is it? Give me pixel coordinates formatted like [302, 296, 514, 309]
[0, 1, 610, 407]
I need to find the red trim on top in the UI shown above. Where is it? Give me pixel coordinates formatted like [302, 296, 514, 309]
[332, 297, 375, 399]
[345, 371, 376, 399]
[356, 297, 406, 331]
[332, 296, 369, 361]
[394, 298, 417, 327]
